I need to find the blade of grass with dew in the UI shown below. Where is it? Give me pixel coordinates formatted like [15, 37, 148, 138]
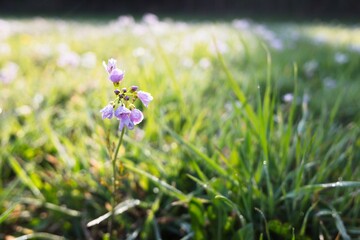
[281, 181, 360, 200]
[7, 155, 44, 200]
[257, 44, 276, 216]
[87, 199, 141, 227]
[124, 163, 188, 202]
[165, 126, 228, 178]
[20, 197, 81, 217]
[300, 202, 318, 236]
[213, 37, 259, 131]
[41, 115, 76, 170]
[279, 62, 299, 174]
[254, 207, 271, 240]
[215, 195, 246, 226]
[14, 233, 66, 240]
[316, 209, 350, 240]
[187, 173, 245, 223]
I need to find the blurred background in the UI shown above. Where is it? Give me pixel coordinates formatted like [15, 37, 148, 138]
[1, 0, 360, 19]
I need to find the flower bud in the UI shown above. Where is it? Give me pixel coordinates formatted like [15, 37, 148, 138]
[114, 89, 120, 95]
[130, 86, 139, 92]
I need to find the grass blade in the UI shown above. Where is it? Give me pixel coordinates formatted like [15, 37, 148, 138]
[281, 181, 360, 200]
[14, 233, 65, 240]
[87, 199, 141, 227]
[7, 155, 44, 200]
[165, 127, 227, 177]
[124, 163, 188, 201]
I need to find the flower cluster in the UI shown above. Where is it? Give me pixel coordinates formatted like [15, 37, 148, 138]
[100, 58, 153, 130]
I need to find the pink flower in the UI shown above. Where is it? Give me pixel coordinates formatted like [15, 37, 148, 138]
[103, 58, 124, 83]
[100, 104, 114, 119]
[115, 105, 131, 118]
[109, 68, 124, 83]
[130, 109, 144, 125]
[103, 58, 117, 74]
[115, 105, 134, 130]
[137, 91, 153, 107]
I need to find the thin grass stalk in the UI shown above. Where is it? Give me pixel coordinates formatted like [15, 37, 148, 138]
[108, 128, 126, 237]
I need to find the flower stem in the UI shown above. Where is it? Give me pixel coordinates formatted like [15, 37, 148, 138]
[108, 127, 125, 238]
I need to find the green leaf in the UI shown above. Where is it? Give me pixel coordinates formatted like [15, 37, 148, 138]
[233, 224, 254, 240]
[189, 198, 207, 239]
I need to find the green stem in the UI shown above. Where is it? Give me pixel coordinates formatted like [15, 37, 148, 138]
[108, 127, 125, 238]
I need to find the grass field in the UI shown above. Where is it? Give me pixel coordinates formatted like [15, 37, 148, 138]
[0, 15, 360, 239]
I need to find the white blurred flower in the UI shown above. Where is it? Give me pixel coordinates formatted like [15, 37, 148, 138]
[0, 20, 11, 39]
[232, 19, 251, 30]
[0, 43, 11, 55]
[57, 51, 80, 67]
[0, 62, 19, 83]
[34, 44, 52, 58]
[349, 44, 360, 53]
[199, 58, 211, 69]
[142, 13, 159, 25]
[182, 57, 194, 68]
[174, 21, 188, 31]
[303, 60, 319, 78]
[254, 25, 275, 40]
[132, 24, 147, 36]
[322, 77, 337, 89]
[210, 40, 228, 54]
[254, 24, 283, 51]
[303, 93, 310, 103]
[313, 35, 326, 45]
[269, 38, 284, 51]
[132, 47, 154, 64]
[16, 105, 32, 116]
[334, 52, 348, 64]
[81, 52, 97, 68]
[283, 93, 294, 103]
[133, 47, 146, 57]
[134, 128, 145, 142]
[57, 43, 70, 53]
[33, 93, 44, 109]
[116, 15, 135, 27]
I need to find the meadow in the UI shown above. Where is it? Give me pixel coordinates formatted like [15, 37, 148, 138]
[0, 15, 359, 239]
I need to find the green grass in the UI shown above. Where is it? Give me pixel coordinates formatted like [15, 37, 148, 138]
[0, 16, 359, 239]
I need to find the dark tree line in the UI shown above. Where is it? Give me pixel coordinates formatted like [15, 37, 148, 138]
[0, 0, 359, 18]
